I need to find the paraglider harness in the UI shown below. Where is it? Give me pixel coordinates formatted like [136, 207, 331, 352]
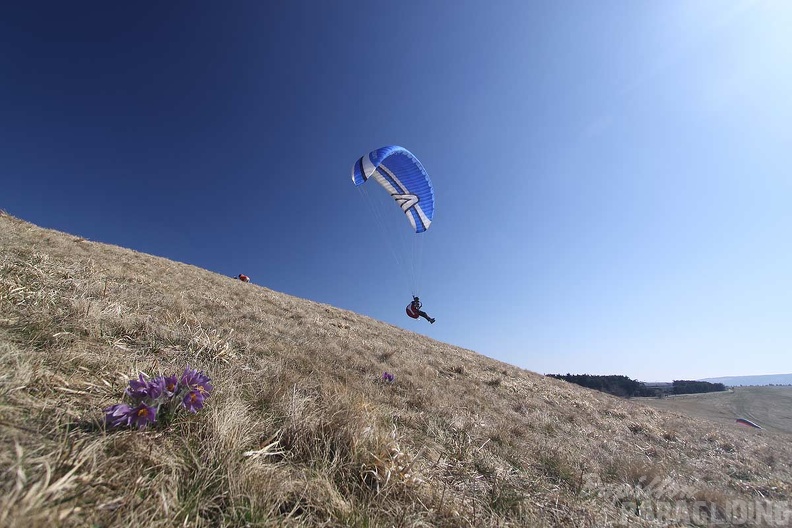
[406, 296, 434, 323]
[406, 297, 422, 319]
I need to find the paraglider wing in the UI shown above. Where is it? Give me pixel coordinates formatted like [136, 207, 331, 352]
[352, 146, 435, 233]
[736, 418, 761, 429]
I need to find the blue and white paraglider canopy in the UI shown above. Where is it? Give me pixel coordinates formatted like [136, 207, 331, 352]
[351, 145, 435, 297]
[352, 146, 435, 233]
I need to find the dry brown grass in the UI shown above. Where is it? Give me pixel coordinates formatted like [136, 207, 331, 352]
[1, 213, 791, 527]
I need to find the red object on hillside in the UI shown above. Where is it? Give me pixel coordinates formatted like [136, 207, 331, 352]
[238, 274, 250, 283]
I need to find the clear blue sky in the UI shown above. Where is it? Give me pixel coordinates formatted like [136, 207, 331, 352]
[3, 1, 791, 382]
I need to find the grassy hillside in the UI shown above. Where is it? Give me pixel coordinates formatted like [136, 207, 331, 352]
[640, 387, 792, 436]
[1, 212, 791, 527]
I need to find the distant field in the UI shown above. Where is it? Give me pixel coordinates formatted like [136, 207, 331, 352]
[638, 386, 792, 435]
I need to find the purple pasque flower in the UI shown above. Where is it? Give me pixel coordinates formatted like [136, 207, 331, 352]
[382, 372, 395, 383]
[128, 402, 158, 428]
[104, 367, 212, 429]
[125, 373, 152, 400]
[162, 375, 179, 397]
[180, 365, 202, 386]
[180, 366, 213, 395]
[182, 390, 205, 413]
[104, 403, 133, 428]
[146, 376, 167, 400]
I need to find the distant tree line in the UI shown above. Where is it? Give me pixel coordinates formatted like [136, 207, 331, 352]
[546, 374, 727, 398]
[672, 380, 726, 394]
[546, 374, 656, 397]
